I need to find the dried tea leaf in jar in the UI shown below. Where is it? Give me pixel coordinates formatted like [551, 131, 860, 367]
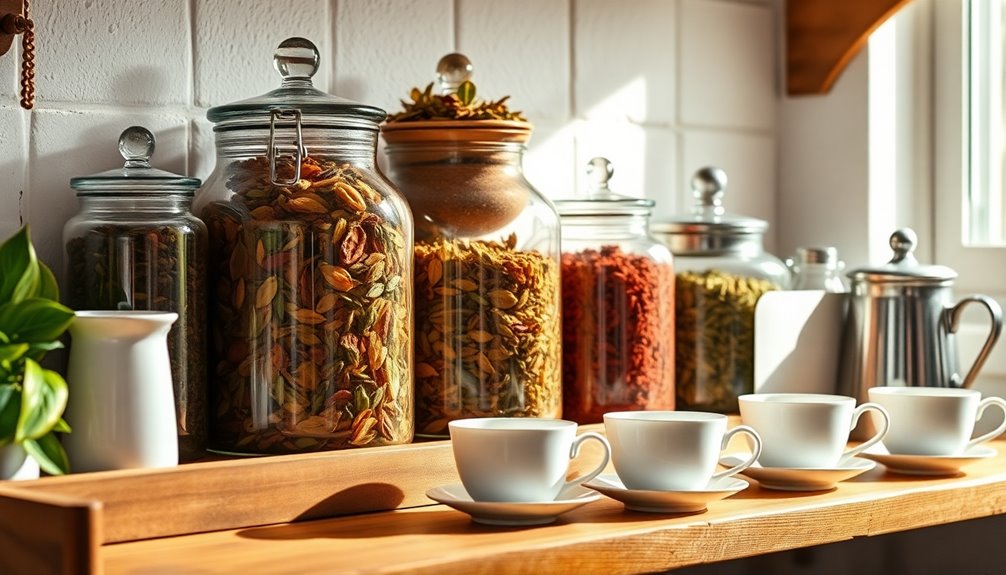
[382, 53, 562, 437]
[556, 158, 676, 424]
[652, 167, 789, 413]
[64, 126, 209, 461]
[195, 38, 414, 454]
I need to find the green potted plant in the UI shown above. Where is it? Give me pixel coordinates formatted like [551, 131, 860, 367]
[0, 226, 74, 478]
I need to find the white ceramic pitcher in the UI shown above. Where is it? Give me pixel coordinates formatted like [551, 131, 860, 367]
[64, 311, 178, 472]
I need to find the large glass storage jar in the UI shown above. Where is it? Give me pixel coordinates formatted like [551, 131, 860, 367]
[651, 167, 790, 413]
[555, 158, 675, 424]
[194, 38, 414, 454]
[381, 54, 561, 438]
[64, 126, 208, 461]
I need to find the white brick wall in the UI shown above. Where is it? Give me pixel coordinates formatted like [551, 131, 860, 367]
[1, 0, 779, 271]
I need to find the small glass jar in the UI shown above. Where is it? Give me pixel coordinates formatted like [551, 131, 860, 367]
[63, 126, 208, 461]
[381, 54, 561, 438]
[555, 158, 675, 424]
[194, 38, 414, 454]
[788, 246, 847, 292]
[652, 167, 790, 413]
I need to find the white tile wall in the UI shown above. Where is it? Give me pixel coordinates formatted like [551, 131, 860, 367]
[574, 0, 676, 124]
[334, 0, 453, 114]
[0, 107, 26, 241]
[34, 0, 191, 105]
[0, 0, 780, 272]
[679, 0, 777, 130]
[194, 0, 330, 108]
[456, 0, 571, 122]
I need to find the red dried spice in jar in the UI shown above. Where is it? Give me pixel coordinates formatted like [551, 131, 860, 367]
[555, 158, 675, 424]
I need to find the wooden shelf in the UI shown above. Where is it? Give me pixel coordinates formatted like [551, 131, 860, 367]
[4, 423, 1006, 574]
[97, 440, 1006, 574]
[787, 0, 913, 94]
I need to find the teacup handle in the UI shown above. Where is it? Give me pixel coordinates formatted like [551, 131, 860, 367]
[841, 402, 890, 462]
[712, 425, 762, 481]
[563, 432, 611, 491]
[966, 397, 1006, 450]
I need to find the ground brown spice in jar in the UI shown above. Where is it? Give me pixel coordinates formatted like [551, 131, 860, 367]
[413, 233, 561, 437]
[561, 246, 675, 423]
[202, 156, 412, 454]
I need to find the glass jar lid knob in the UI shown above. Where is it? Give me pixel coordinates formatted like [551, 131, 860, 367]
[692, 166, 728, 217]
[436, 53, 473, 95]
[586, 157, 614, 197]
[118, 126, 155, 169]
[274, 37, 320, 84]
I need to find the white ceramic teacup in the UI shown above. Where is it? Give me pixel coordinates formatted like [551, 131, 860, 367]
[604, 411, 762, 491]
[449, 418, 611, 503]
[738, 393, 890, 468]
[868, 387, 1006, 456]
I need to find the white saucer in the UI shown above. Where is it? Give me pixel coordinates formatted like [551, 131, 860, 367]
[719, 455, 876, 491]
[425, 484, 601, 526]
[584, 473, 749, 513]
[861, 445, 997, 476]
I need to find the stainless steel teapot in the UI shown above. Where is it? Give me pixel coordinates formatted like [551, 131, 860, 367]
[838, 229, 1003, 406]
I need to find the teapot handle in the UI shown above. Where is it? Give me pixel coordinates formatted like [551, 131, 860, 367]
[946, 295, 1003, 388]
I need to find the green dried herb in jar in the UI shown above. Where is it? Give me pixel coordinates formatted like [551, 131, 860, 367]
[652, 167, 790, 413]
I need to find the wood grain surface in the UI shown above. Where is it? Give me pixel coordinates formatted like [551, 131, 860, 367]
[0, 487, 102, 575]
[100, 439, 1006, 575]
[787, 0, 913, 94]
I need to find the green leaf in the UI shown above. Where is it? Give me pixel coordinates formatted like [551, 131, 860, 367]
[0, 343, 29, 364]
[17, 362, 68, 441]
[0, 383, 20, 444]
[457, 80, 476, 106]
[15, 358, 43, 442]
[0, 298, 74, 343]
[23, 432, 70, 475]
[35, 260, 60, 301]
[52, 418, 71, 434]
[0, 226, 40, 305]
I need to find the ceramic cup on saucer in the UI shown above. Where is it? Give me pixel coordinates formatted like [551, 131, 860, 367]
[867, 387, 1006, 456]
[738, 393, 890, 468]
[603, 411, 762, 491]
[449, 418, 611, 502]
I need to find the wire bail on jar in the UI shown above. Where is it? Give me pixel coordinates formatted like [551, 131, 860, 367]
[268, 37, 320, 185]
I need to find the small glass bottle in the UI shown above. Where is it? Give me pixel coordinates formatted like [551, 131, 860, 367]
[555, 158, 675, 424]
[381, 53, 562, 438]
[651, 166, 790, 413]
[64, 126, 208, 461]
[788, 246, 847, 292]
[195, 38, 414, 454]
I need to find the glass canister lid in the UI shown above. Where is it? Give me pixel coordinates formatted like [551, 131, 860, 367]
[206, 37, 385, 128]
[69, 126, 201, 195]
[554, 157, 655, 217]
[847, 228, 957, 284]
[651, 166, 768, 237]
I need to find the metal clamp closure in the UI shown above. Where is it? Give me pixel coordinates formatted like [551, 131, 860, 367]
[268, 109, 307, 185]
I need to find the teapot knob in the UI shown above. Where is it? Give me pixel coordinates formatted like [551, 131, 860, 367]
[889, 228, 918, 263]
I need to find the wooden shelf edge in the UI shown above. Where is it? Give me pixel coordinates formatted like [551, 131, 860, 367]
[0, 487, 102, 575]
[787, 0, 914, 95]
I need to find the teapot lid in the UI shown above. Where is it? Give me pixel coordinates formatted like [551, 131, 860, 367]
[847, 228, 957, 284]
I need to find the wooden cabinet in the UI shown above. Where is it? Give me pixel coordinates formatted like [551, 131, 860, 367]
[787, 0, 914, 94]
